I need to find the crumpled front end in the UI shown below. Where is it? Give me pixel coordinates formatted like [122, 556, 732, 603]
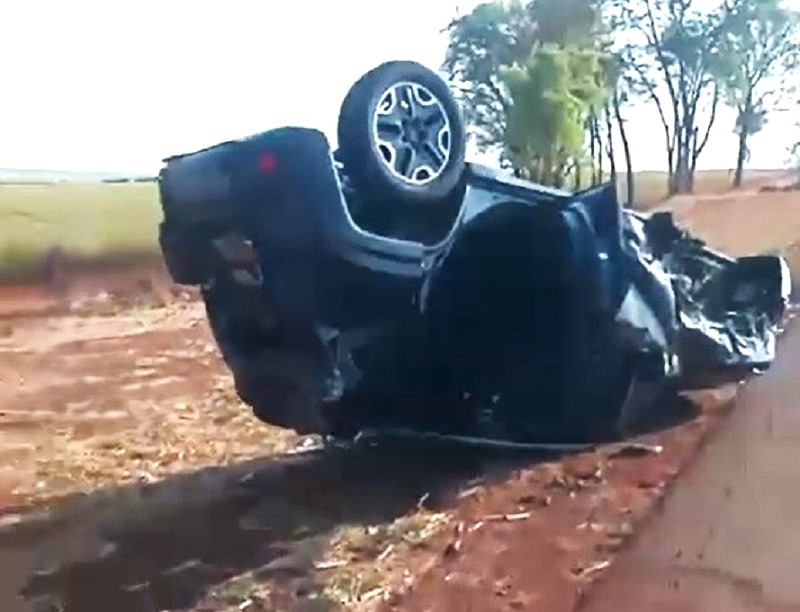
[619, 210, 791, 389]
[673, 252, 790, 387]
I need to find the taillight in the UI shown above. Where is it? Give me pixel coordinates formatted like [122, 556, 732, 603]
[257, 152, 278, 174]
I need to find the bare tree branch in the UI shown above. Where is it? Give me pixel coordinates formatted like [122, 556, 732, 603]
[694, 84, 720, 161]
[644, 0, 680, 106]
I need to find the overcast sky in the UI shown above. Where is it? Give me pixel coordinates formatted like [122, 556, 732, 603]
[1, 0, 797, 173]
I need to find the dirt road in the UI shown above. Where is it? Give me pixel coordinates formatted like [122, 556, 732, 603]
[581, 310, 800, 612]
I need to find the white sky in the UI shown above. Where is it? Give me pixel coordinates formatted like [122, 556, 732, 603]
[1, 0, 797, 173]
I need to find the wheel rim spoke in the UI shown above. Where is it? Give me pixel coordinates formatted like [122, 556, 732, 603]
[398, 146, 417, 178]
[420, 102, 445, 127]
[424, 139, 446, 167]
[376, 117, 403, 141]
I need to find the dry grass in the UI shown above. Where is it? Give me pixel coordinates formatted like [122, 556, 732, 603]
[0, 181, 161, 269]
[185, 502, 454, 609]
[32, 394, 291, 499]
[14, 368, 296, 505]
[188, 507, 453, 611]
[318, 510, 451, 608]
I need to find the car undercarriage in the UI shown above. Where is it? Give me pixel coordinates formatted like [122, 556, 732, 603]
[155, 61, 790, 447]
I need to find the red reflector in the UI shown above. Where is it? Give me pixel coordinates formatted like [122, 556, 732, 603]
[258, 152, 278, 173]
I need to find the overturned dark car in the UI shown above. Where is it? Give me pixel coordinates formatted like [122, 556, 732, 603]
[156, 61, 791, 446]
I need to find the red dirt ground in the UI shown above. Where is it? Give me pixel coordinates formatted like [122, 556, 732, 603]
[1, 177, 799, 612]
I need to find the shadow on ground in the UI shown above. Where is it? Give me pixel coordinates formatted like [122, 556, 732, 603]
[0, 445, 537, 611]
[0, 392, 699, 612]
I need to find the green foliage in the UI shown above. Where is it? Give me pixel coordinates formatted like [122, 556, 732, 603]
[502, 46, 609, 184]
[708, 0, 800, 185]
[712, 0, 800, 131]
[442, 0, 800, 193]
[443, 0, 611, 184]
[442, 1, 535, 153]
[529, 0, 603, 45]
[715, 0, 800, 95]
[734, 103, 767, 136]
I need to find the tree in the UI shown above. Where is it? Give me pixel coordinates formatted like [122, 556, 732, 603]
[613, 84, 635, 204]
[442, 2, 535, 157]
[501, 45, 609, 185]
[792, 139, 800, 177]
[603, 99, 617, 186]
[594, 5, 637, 202]
[443, 0, 617, 185]
[530, 0, 611, 186]
[612, 0, 733, 194]
[529, 0, 604, 45]
[603, 51, 637, 204]
[711, 0, 800, 187]
[790, 106, 800, 182]
[587, 110, 604, 184]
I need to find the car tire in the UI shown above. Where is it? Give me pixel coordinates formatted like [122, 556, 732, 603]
[337, 60, 467, 207]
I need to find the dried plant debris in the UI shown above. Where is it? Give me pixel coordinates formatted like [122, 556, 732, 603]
[18, 380, 296, 502]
